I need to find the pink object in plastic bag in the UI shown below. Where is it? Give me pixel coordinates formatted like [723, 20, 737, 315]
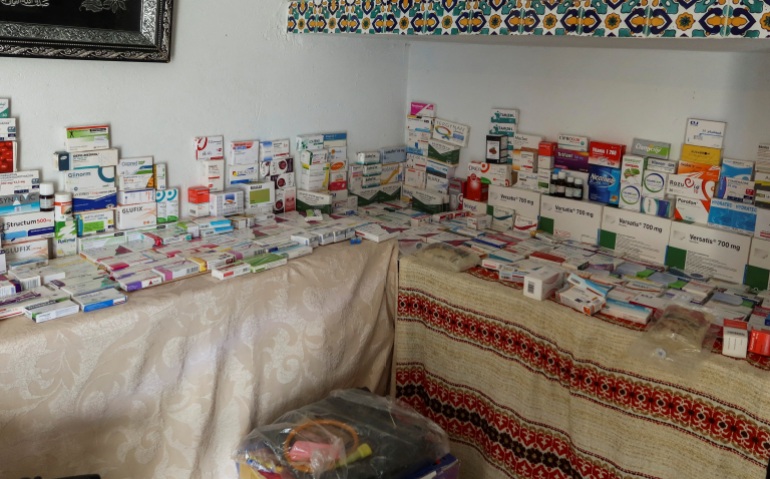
[288, 441, 343, 462]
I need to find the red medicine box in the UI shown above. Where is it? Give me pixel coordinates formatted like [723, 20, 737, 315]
[188, 186, 210, 204]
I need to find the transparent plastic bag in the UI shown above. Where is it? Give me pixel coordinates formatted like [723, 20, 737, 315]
[410, 242, 480, 272]
[636, 304, 718, 365]
[233, 389, 450, 479]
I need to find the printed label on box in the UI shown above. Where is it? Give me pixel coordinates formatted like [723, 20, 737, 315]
[538, 196, 603, 245]
[600, 209, 671, 265]
[666, 221, 750, 284]
[488, 186, 540, 219]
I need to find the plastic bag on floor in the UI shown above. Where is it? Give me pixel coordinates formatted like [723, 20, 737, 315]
[233, 389, 450, 479]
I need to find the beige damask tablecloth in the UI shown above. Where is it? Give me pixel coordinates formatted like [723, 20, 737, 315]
[0, 239, 398, 479]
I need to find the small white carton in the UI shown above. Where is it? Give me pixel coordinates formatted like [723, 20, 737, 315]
[685, 118, 726, 150]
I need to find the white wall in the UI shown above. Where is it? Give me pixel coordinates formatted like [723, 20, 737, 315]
[0, 3, 408, 191]
[406, 41, 770, 175]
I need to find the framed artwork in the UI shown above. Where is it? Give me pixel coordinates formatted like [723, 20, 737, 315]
[0, 0, 173, 62]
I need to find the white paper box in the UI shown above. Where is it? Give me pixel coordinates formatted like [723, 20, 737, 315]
[599, 209, 672, 265]
[666, 221, 751, 284]
[539, 196, 603, 245]
[487, 186, 540, 219]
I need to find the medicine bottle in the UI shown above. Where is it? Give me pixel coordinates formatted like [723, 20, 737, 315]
[39, 183, 54, 212]
[573, 178, 584, 199]
[54, 192, 73, 221]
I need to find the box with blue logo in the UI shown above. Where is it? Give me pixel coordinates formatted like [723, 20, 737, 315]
[588, 165, 621, 206]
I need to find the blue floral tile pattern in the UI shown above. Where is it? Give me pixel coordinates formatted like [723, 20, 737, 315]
[286, 0, 770, 38]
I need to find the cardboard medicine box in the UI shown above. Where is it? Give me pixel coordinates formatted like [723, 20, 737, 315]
[666, 221, 750, 284]
[539, 196, 603, 245]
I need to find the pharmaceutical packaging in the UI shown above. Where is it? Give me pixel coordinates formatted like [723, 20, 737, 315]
[557, 134, 589, 152]
[0, 140, 16, 173]
[646, 158, 678, 174]
[554, 148, 589, 172]
[189, 252, 236, 272]
[72, 288, 127, 312]
[427, 139, 460, 164]
[707, 199, 756, 234]
[599, 209, 672, 265]
[517, 171, 539, 191]
[199, 160, 225, 191]
[3, 237, 49, 268]
[512, 132, 541, 152]
[362, 163, 382, 177]
[666, 221, 751, 284]
[0, 190, 39, 216]
[55, 148, 119, 171]
[486, 135, 508, 163]
[63, 167, 116, 193]
[489, 122, 516, 140]
[539, 196, 603, 245]
[188, 186, 210, 204]
[681, 144, 722, 166]
[117, 270, 164, 292]
[117, 156, 153, 177]
[490, 108, 518, 127]
[468, 162, 512, 187]
[0, 210, 55, 242]
[194, 135, 224, 161]
[296, 190, 333, 215]
[72, 189, 117, 213]
[65, 125, 109, 152]
[666, 164, 719, 201]
[300, 149, 328, 167]
[587, 165, 620, 206]
[426, 158, 457, 179]
[153, 163, 167, 190]
[211, 261, 251, 280]
[487, 185, 541, 220]
[723, 327, 749, 359]
[155, 189, 179, 224]
[0, 118, 16, 143]
[271, 172, 295, 190]
[152, 259, 203, 281]
[380, 146, 407, 165]
[227, 163, 260, 185]
[297, 163, 330, 191]
[641, 197, 675, 218]
[75, 209, 115, 237]
[432, 118, 469, 147]
[240, 253, 286, 273]
[523, 266, 564, 301]
[0, 99, 8, 118]
[557, 286, 605, 315]
[410, 102, 436, 117]
[118, 188, 155, 206]
[328, 170, 347, 191]
[588, 141, 625, 168]
[269, 156, 294, 176]
[259, 139, 291, 162]
[630, 138, 671, 160]
[402, 185, 445, 214]
[717, 157, 754, 196]
[642, 170, 667, 199]
[685, 118, 726, 149]
[490, 205, 515, 232]
[116, 202, 157, 230]
[674, 197, 710, 224]
[601, 297, 653, 324]
[24, 299, 80, 323]
[380, 164, 403, 186]
[229, 140, 260, 165]
[274, 187, 296, 214]
[356, 151, 380, 165]
[720, 179, 754, 203]
[745, 236, 770, 290]
[56, 277, 119, 297]
[209, 190, 244, 217]
[54, 219, 77, 258]
[321, 132, 347, 149]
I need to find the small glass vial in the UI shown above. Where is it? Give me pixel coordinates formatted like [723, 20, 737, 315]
[54, 192, 73, 221]
[549, 173, 558, 195]
[39, 183, 54, 212]
[556, 171, 567, 197]
[565, 176, 575, 198]
[573, 178, 584, 199]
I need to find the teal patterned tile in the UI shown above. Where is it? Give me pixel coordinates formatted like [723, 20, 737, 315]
[724, 2, 769, 37]
[376, 0, 400, 33]
[287, 2, 301, 33]
[478, 0, 517, 35]
[355, 0, 381, 33]
[425, 0, 472, 34]
[618, 5, 648, 37]
[646, 6, 675, 36]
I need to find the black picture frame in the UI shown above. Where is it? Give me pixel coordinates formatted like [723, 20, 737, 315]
[0, 0, 173, 62]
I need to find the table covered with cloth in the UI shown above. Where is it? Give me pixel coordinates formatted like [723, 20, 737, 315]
[393, 255, 770, 479]
[0, 239, 398, 479]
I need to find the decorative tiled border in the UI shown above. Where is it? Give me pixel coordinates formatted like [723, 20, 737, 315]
[288, 0, 770, 38]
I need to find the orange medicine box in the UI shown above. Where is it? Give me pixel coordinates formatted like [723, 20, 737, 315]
[188, 186, 210, 204]
[588, 141, 626, 168]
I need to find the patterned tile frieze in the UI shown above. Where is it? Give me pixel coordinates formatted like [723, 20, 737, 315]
[287, 0, 770, 37]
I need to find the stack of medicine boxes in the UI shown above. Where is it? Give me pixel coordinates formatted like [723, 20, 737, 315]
[403, 102, 465, 214]
[296, 133, 345, 215]
[0, 102, 50, 269]
[190, 135, 225, 218]
[57, 125, 118, 244]
[115, 155, 158, 231]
